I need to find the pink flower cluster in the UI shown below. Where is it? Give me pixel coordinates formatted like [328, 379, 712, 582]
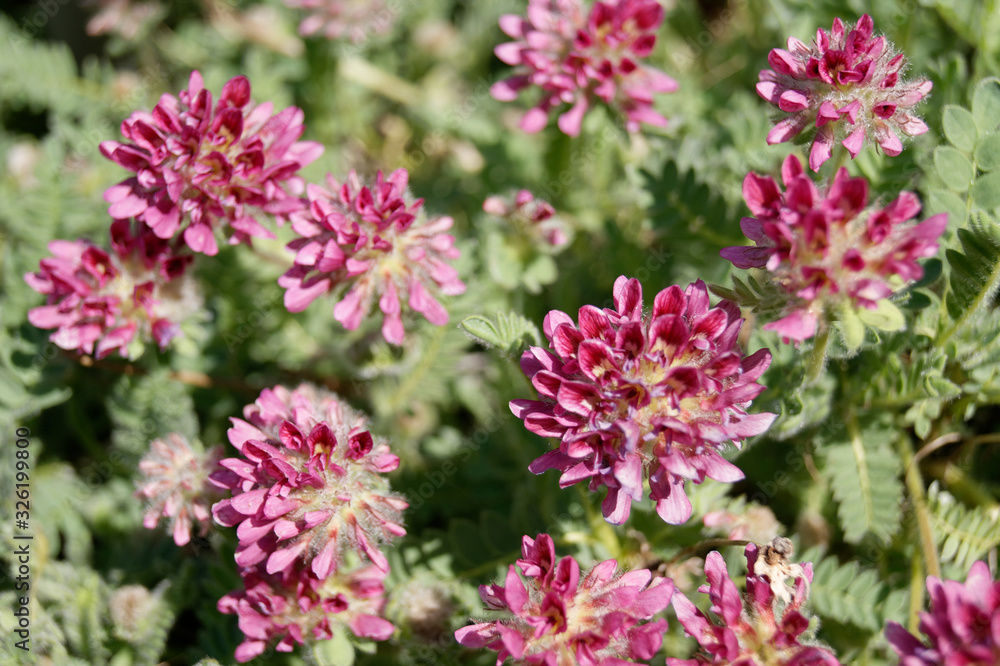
[136, 433, 224, 546]
[492, 0, 677, 136]
[211, 385, 404, 660]
[721, 155, 946, 342]
[211, 384, 407, 578]
[278, 169, 465, 344]
[29, 70, 469, 358]
[886, 560, 1000, 665]
[101, 71, 323, 255]
[669, 540, 841, 665]
[282, 0, 393, 42]
[757, 14, 931, 171]
[455, 533, 673, 665]
[219, 564, 394, 662]
[24, 219, 200, 359]
[483, 189, 569, 248]
[511, 277, 774, 525]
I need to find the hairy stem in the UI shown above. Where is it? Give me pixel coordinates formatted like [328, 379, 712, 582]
[898, 434, 940, 580]
[805, 323, 831, 386]
[908, 551, 924, 634]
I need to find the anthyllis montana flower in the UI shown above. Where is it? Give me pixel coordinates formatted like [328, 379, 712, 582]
[278, 169, 465, 344]
[669, 538, 841, 665]
[282, 0, 393, 42]
[455, 533, 673, 665]
[219, 563, 395, 662]
[757, 14, 931, 171]
[483, 189, 569, 249]
[491, 0, 678, 136]
[886, 560, 1000, 665]
[210, 384, 407, 579]
[136, 433, 224, 546]
[720, 155, 947, 342]
[24, 219, 200, 359]
[101, 70, 323, 255]
[511, 277, 774, 525]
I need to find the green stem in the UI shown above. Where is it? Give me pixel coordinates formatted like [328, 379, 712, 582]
[828, 144, 851, 174]
[338, 55, 422, 105]
[666, 538, 752, 566]
[925, 461, 1000, 508]
[908, 551, 924, 634]
[898, 434, 941, 579]
[576, 485, 621, 559]
[804, 323, 831, 386]
[384, 324, 447, 414]
[457, 549, 522, 579]
[847, 412, 877, 531]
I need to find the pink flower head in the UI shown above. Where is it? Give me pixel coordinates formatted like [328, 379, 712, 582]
[135, 433, 224, 546]
[210, 384, 407, 579]
[219, 563, 395, 663]
[757, 14, 931, 171]
[455, 533, 673, 665]
[101, 70, 323, 255]
[492, 0, 678, 136]
[511, 277, 775, 525]
[886, 561, 1000, 665]
[483, 189, 569, 248]
[721, 155, 947, 342]
[24, 219, 201, 359]
[278, 169, 465, 345]
[282, 0, 393, 42]
[669, 539, 841, 665]
[84, 0, 160, 39]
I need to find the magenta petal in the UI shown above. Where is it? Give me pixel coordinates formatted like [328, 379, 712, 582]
[349, 615, 395, 640]
[455, 623, 497, 648]
[557, 98, 588, 137]
[842, 125, 867, 157]
[520, 107, 550, 133]
[265, 541, 308, 574]
[764, 310, 818, 342]
[602, 487, 632, 524]
[655, 485, 692, 524]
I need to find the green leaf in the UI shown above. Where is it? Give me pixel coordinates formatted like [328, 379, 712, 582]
[835, 302, 865, 352]
[974, 132, 1000, 171]
[856, 299, 905, 332]
[945, 215, 1000, 321]
[972, 77, 1000, 133]
[972, 170, 1000, 210]
[460, 311, 541, 352]
[899, 291, 933, 309]
[822, 422, 904, 544]
[311, 626, 356, 666]
[806, 551, 886, 631]
[926, 189, 970, 227]
[935, 146, 975, 192]
[943, 104, 978, 152]
[522, 254, 557, 293]
[922, 372, 962, 398]
[483, 231, 521, 291]
[913, 258, 944, 289]
[928, 483, 1000, 571]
